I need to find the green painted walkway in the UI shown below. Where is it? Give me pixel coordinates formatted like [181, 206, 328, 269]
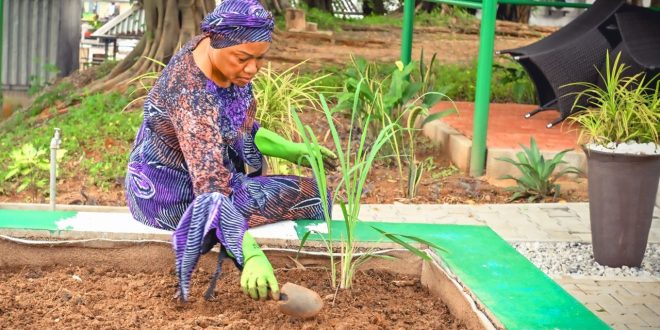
[0, 209, 76, 231]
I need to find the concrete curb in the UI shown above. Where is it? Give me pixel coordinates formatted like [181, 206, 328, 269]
[422, 119, 587, 178]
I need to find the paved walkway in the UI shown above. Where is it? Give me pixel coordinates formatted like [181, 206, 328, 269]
[431, 101, 580, 151]
[353, 203, 660, 330]
[2, 202, 659, 329]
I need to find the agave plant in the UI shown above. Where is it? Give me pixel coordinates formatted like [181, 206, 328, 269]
[497, 137, 581, 202]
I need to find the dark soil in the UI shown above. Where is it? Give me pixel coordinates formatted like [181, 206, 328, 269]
[0, 242, 466, 329]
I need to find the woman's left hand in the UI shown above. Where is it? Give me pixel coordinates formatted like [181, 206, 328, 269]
[298, 145, 338, 171]
[254, 128, 338, 171]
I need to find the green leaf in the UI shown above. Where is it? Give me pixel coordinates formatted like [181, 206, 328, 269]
[371, 254, 398, 261]
[370, 226, 431, 260]
[509, 192, 524, 201]
[397, 234, 448, 253]
[401, 82, 422, 104]
[421, 108, 457, 126]
[296, 231, 312, 259]
[4, 168, 19, 180]
[17, 181, 29, 192]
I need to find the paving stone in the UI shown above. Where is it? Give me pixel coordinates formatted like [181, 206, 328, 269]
[642, 297, 660, 315]
[611, 294, 656, 307]
[609, 323, 631, 330]
[575, 233, 594, 242]
[635, 305, 660, 328]
[541, 206, 579, 218]
[626, 326, 654, 330]
[617, 313, 650, 326]
[543, 230, 584, 241]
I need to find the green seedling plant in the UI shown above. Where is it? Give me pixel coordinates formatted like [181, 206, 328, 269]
[404, 99, 456, 198]
[27, 63, 61, 97]
[4, 143, 66, 201]
[497, 137, 581, 202]
[431, 164, 459, 180]
[334, 54, 457, 198]
[392, 53, 457, 198]
[566, 51, 659, 146]
[293, 79, 445, 290]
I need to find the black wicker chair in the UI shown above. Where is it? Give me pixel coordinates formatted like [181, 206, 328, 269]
[499, 0, 626, 128]
[612, 8, 660, 80]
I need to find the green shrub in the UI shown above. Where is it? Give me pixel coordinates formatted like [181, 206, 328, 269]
[567, 51, 660, 146]
[0, 92, 138, 192]
[3, 143, 65, 201]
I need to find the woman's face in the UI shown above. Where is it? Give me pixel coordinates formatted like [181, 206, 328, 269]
[208, 41, 270, 87]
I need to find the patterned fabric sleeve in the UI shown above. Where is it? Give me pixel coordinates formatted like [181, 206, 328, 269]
[239, 100, 263, 173]
[172, 192, 248, 300]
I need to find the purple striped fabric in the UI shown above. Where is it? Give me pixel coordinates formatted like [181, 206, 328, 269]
[201, 0, 274, 49]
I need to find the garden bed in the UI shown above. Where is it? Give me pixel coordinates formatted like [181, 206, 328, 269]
[0, 108, 588, 207]
[0, 240, 493, 329]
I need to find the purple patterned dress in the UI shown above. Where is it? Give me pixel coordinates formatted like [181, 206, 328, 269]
[125, 35, 329, 299]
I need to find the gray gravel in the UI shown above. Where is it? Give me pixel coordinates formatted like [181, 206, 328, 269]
[586, 141, 660, 155]
[512, 242, 660, 279]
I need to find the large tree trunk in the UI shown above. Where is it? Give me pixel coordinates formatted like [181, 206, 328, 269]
[87, 0, 215, 93]
[363, 0, 386, 16]
[303, 0, 333, 13]
[260, 0, 292, 14]
[497, 5, 531, 24]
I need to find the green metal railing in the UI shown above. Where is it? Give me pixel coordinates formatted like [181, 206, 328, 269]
[400, 0, 596, 176]
[426, 0, 594, 8]
[401, 0, 659, 176]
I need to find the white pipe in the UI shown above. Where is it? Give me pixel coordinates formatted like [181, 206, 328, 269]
[0, 235, 411, 257]
[49, 128, 61, 211]
[0, 235, 170, 245]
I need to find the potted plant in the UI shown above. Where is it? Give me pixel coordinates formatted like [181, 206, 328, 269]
[568, 51, 660, 267]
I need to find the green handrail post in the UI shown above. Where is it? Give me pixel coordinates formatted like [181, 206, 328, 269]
[469, 0, 497, 177]
[401, 0, 414, 65]
[426, 0, 483, 9]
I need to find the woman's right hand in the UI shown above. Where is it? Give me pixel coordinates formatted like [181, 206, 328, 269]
[240, 232, 280, 301]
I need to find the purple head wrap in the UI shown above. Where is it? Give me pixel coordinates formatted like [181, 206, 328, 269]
[200, 0, 275, 49]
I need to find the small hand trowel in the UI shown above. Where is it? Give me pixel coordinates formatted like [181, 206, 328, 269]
[276, 282, 323, 318]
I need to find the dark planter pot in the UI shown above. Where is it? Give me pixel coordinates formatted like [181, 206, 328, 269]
[584, 147, 660, 267]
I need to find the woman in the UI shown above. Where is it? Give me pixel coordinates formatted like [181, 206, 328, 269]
[125, 0, 336, 303]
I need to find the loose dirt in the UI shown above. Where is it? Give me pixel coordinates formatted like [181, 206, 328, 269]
[0, 242, 467, 329]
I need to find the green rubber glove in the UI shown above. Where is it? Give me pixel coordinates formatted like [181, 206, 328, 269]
[240, 232, 280, 301]
[254, 127, 338, 171]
